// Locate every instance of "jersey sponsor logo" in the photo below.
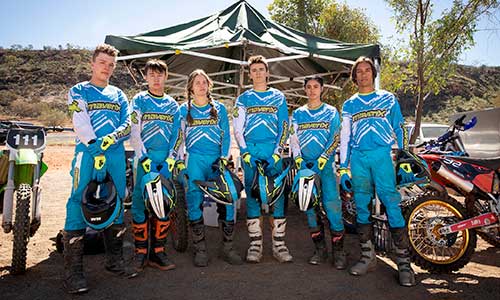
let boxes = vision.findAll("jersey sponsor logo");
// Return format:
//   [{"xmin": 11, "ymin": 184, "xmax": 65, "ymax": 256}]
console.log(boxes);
[
  {"xmin": 297, "ymin": 122, "xmax": 329, "ymax": 131},
  {"xmin": 187, "ymin": 118, "xmax": 218, "ymax": 127},
  {"xmin": 131, "ymin": 111, "xmax": 139, "ymax": 124},
  {"xmin": 68, "ymin": 100, "xmax": 82, "ymax": 115},
  {"xmin": 401, "ymin": 124, "xmax": 409, "ymax": 148},
  {"xmin": 87, "ymin": 102, "xmax": 121, "ymax": 112},
  {"xmin": 247, "ymin": 106, "xmax": 278, "ymax": 115},
  {"xmin": 173, "ymin": 130, "xmax": 183, "ymax": 154},
  {"xmin": 278, "ymin": 120, "xmax": 288, "ymax": 149},
  {"xmin": 142, "ymin": 112, "xmax": 174, "ymax": 123},
  {"xmin": 115, "ymin": 123, "xmax": 131, "ymax": 140},
  {"xmin": 325, "ymin": 133, "xmax": 340, "ymax": 157},
  {"xmin": 352, "ymin": 109, "xmax": 387, "ymax": 122}
]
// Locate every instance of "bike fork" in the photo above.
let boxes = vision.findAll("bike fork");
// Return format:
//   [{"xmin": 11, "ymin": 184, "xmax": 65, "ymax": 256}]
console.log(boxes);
[
  {"xmin": 2, "ymin": 161, "xmax": 16, "ymax": 233},
  {"xmin": 31, "ymin": 161, "xmax": 42, "ymax": 232}
]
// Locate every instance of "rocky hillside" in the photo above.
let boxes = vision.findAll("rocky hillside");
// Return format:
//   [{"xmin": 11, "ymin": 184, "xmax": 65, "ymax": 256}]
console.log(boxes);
[{"xmin": 0, "ymin": 49, "xmax": 498, "ymax": 125}]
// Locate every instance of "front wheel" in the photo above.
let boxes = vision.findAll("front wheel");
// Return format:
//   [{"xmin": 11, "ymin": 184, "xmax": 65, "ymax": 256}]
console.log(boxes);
[
  {"xmin": 404, "ymin": 195, "xmax": 477, "ymax": 273},
  {"xmin": 11, "ymin": 183, "xmax": 32, "ymax": 274},
  {"xmin": 171, "ymin": 181, "xmax": 188, "ymax": 252}
]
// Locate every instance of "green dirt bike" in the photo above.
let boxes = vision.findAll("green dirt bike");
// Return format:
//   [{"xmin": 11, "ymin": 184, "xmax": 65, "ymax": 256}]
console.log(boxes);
[{"xmin": 1, "ymin": 124, "xmax": 65, "ymax": 274}]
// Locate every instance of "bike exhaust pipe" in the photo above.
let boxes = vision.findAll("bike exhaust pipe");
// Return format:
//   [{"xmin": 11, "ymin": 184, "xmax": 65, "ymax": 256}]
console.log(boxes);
[{"xmin": 431, "ymin": 161, "xmax": 474, "ymax": 193}]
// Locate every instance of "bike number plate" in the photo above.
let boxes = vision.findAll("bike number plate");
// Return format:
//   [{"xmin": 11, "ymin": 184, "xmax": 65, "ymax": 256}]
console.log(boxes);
[{"xmin": 6, "ymin": 128, "xmax": 46, "ymax": 150}]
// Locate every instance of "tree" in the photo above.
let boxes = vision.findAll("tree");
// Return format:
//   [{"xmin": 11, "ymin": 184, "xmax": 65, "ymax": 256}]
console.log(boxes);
[
  {"xmin": 268, "ymin": 0, "xmax": 327, "ymax": 34},
  {"xmin": 268, "ymin": 0, "xmax": 381, "ymax": 108},
  {"xmin": 385, "ymin": 0, "xmax": 499, "ymax": 143},
  {"xmin": 268, "ymin": 0, "xmax": 380, "ymax": 42}
]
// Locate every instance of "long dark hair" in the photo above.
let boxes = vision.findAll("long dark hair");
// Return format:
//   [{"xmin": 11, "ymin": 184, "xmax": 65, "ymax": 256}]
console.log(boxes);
[{"xmin": 185, "ymin": 69, "xmax": 217, "ymax": 124}]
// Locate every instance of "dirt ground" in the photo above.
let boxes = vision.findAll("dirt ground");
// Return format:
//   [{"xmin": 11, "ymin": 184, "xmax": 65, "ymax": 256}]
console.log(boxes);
[{"xmin": 0, "ymin": 145, "xmax": 499, "ymax": 300}]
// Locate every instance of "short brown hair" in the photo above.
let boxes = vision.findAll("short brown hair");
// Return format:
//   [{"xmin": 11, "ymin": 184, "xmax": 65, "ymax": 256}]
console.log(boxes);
[
  {"xmin": 92, "ymin": 44, "xmax": 119, "ymax": 61},
  {"xmin": 350, "ymin": 56, "xmax": 377, "ymax": 85},
  {"xmin": 144, "ymin": 59, "xmax": 168, "ymax": 75},
  {"xmin": 248, "ymin": 55, "xmax": 269, "ymax": 71}
]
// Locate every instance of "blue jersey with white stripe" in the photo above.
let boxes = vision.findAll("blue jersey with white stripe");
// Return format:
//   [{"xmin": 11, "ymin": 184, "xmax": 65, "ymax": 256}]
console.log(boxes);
[
  {"xmin": 339, "ymin": 90, "xmax": 408, "ymax": 167},
  {"xmin": 67, "ymin": 81, "xmax": 131, "ymax": 152},
  {"xmin": 129, "ymin": 91, "xmax": 182, "ymax": 159},
  {"xmin": 179, "ymin": 100, "xmax": 230, "ymax": 157},
  {"xmin": 233, "ymin": 88, "xmax": 289, "ymax": 155},
  {"xmin": 290, "ymin": 103, "xmax": 341, "ymax": 161}
]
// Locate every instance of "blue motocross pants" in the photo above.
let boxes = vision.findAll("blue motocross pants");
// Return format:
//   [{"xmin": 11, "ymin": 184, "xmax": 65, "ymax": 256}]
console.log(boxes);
[
  {"xmin": 64, "ymin": 146, "xmax": 126, "ymax": 230},
  {"xmin": 304, "ymin": 157, "xmax": 344, "ymax": 232},
  {"xmin": 242, "ymin": 142, "xmax": 286, "ymax": 219},
  {"xmin": 131, "ymin": 149, "xmax": 171, "ymax": 223},
  {"xmin": 351, "ymin": 147, "xmax": 405, "ymax": 228},
  {"xmin": 186, "ymin": 152, "xmax": 236, "ymax": 222}
]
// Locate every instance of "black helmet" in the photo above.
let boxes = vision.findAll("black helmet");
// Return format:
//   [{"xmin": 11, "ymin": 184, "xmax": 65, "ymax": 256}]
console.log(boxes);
[
  {"xmin": 141, "ymin": 171, "xmax": 176, "ymax": 219},
  {"xmin": 251, "ymin": 161, "xmax": 290, "ymax": 212},
  {"xmin": 395, "ymin": 149, "xmax": 430, "ymax": 185},
  {"xmin": 82, "ymin": 174, "xmax": 120, "ymax": 230},
  {"xmin": 291, "ymin": 168, "xmax": 321, "ymax": 212},
  {"xmin": 194, "ymin": 159, "xmax": 243, "ymax": 206}
]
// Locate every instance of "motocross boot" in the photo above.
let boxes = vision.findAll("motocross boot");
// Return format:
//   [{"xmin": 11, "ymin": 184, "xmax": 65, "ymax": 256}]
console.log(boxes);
[
  {"xmin": 271, "ymin": 218, "xmax": 293, "ymax": 263},
  {"xmin": 190, "ymin": 218, "xmax": 208, "ymax": 267},
  {"xmin": 308, "ymin": 225, "xmax": 328, "ymax": 265},
  {"xmin": 246, "ymin": 217, "xmax": 263, "ymax": 263},
  {"xmin": 219, "ymin": 220, "xmax": 243, "ymax": 265},
  {"xmin": 132, "ymin": 220, "xmax": 148, "ymax": 273},
  {"xmin": 103, "ymin": 224, "xmax": 138, "ymax": 278},
  {"xmin": 349, "ymin": 223, "xmax": 377, "ymax": 276},
  {"xmin": 391, "ymin": 227, "xmax": 416, "ymax": 287},
  {"xmin": 331, "ymin": 230, "xmax": 348, "ymax": 270},
  {"xmin": 63, "ymin": 230, "xmax": 88, "ymax": 294},
  {"xmin": 149, "ymin": 218, "xmax": 176, "ymax": 271}
]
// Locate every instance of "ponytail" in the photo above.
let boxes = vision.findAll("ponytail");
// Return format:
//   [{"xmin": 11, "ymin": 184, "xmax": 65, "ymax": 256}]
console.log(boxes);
[{"xmin": 187, "ymin": 93, "xmax": 194, "ymax": 125}]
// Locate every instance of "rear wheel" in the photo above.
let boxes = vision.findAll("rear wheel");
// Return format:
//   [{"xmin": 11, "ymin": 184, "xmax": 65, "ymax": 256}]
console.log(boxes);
[
  {"xmin": 171, "ymin": 181, "xmax": 188, "ymax": 252},
  {"xmin": 11, "ymin": 183, "xmax": 32, "ymax": 274},
  {"xmin": 467, "ymin": 198, "xmax": 500, "ymax": 247},
  {"xmin": 404, "ymin": 195, "xmax": 477, "ymax": 273}
]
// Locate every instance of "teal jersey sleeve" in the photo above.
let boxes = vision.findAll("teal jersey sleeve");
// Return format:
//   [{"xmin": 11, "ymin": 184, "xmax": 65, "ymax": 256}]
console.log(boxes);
[
  {"xmin": 390, "ymin": 100, "xmax": 408, "ymax": 150},
  {"xmin": 274, "ymin": 94, "xmax": 289, "ymax": 155},
  {"xmin": 219, "ymin": 104, "xmax": 231, "ymax": 158}
]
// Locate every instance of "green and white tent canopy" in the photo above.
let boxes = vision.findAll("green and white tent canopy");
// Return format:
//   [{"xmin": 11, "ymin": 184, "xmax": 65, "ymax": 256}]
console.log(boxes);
[{"xmin": 105, "ymin": 0, "xmax": 380, "ymax": 104}]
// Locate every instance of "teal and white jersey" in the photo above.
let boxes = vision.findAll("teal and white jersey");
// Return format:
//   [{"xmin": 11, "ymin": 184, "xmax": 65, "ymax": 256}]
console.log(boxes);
[
  {"xmin": 339, "ymin": 90, "xmax": 408, "ymax": 167},
  {"xmin": 129, "ymin": 91, "xmax": 182, "ymax": 159},
  {"xmin": 179, "ymin": 100, "xmax": 230, "ymax": 158},
  {"xmin": 233, "ymin": 88, "xmax": 289, "ymax": 155},
  {"xmin": 290, "ymin": 103, "xmax": 341, "ymax": 161},
  {"xmin": 67, "ymin": 81, "xmax": 131, "ymax": 152}
]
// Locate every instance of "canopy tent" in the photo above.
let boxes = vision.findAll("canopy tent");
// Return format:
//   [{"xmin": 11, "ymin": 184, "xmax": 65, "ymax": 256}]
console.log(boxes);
[{"xmin": 105, "ymin": 0, "xmax": 380, "ymax": 104}]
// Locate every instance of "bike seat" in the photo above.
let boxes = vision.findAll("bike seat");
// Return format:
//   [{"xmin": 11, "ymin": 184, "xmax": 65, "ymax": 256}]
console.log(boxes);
[{"xmin": 455, "ymin": 156, "xmax": 500, "ymax": 170}]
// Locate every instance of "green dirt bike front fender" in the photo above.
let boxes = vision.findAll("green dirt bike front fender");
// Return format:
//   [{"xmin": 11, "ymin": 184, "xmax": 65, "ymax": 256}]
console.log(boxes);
[{"xmin": 13, "ymin": 149, "xmax": 48, "ymax": 186}]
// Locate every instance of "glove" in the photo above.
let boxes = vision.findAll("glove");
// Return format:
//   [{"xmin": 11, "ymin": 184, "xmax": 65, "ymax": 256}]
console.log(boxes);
[
  {"xmin": 398, "ymin": 162, "xmax": 414, "ymax": 184},
  {"xmin": 266, "ymin": 153, "xmax": 281, "ymax": 168},
  {"xmin": 93, "ymin": 155, "xmax": 107, "ymax": 182},
  {"xmin": 295, "ymin": 157, "xmax": 304, "ymax": 170},
  {"xmin": 317, "ymin": 156, "xmax": 328, "ymax": 171},
  {"xmin": 242, "ymin": 152, "xmax": 257, "ymax": 167},
  {"xmin": 96, "ymin": 135, "xmax": 115, "ymax": 151},
  {"xmin": 338, "ymin": 168, "xmax": 352, "ymax": 193},
  {"xmin": 140, "ymin": 156, "xmax": 152, "ymax": 173},
  {"xmin": 165, "ymin": 157, "xmax": 176, "ymax": 173},
  {"xmin": 87, "ymin": 140, "xmax": 103, "ymax": 157}
]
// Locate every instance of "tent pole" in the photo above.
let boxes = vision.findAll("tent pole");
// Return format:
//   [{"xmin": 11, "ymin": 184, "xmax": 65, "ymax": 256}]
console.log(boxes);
[{"xmin": 237, "ymin": 43, "xmax": 247, "ymax": 98}]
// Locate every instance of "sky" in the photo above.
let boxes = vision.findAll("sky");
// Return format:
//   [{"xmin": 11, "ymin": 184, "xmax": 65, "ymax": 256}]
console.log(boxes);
[{"xmin": 1, "ymin": 0, "xmax": 499, "ymax": 66}]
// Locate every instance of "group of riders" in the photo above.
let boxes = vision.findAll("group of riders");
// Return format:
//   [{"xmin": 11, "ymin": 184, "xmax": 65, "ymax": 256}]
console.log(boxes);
[{"xmin": 62, "ymin": 43, "xmax": 416, "ymax": 294}]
